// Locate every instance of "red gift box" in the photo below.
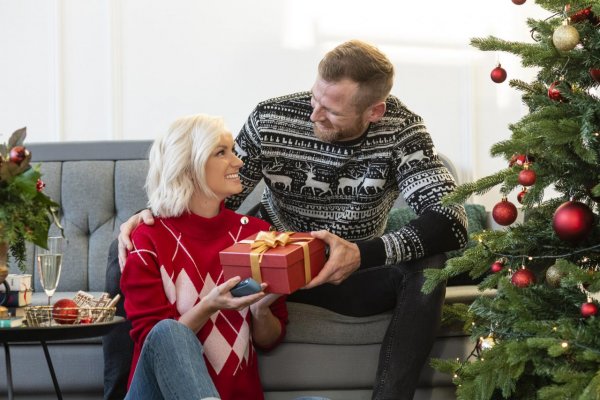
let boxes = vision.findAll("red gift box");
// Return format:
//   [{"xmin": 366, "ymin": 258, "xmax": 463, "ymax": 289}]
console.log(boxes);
[{"xmin": 219, "ymin": 231, "xmax": 326, "ymax": 294}]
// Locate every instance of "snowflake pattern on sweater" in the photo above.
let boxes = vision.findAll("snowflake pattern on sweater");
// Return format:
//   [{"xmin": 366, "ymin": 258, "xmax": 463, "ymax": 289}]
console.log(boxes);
[
  {"xmin": 122, "ymin": 208, "xmax": 286, "ymax": 400},
  {"xmin": 227, "ymin": 92, "xmax": 468, "ymax": 267}
]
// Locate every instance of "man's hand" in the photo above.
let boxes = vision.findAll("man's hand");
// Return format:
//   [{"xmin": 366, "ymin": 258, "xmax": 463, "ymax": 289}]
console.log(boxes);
[
  {"xmin": 118, "ymin": 209, "xmax": 155, "ymax": 267},
  {"xmin": 303, "ymin": 230, "xmax": 360, "ymax": 289}
]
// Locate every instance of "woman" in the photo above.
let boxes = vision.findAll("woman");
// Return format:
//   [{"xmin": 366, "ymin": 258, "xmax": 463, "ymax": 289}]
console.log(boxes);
[{"xmin": 121, "ymin": 114, "xmax": 287, "ymax": 400}]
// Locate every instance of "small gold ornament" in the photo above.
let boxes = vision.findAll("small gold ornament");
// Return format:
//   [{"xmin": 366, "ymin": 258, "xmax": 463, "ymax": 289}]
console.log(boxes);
[
  {"xmin": 478, "ymin": 335, "xmax": 496, "ymax": 351},
  {"xmin": 545, "ymin": 263, "xmax": 565, "ymax": 288},
  {"xmin": 552, "ymin": 22, "xmax": 580, "ymax": 51}
]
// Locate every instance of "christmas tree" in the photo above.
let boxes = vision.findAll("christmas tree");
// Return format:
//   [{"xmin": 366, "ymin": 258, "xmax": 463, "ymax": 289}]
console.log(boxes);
[{"xmin": 423, "ymin": 1, "xmax": 600, "ymax": 399}]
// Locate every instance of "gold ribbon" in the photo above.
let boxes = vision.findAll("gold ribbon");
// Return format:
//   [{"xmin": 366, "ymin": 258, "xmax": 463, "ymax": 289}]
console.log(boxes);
[{"xmin": 240, "ymin": 231, "xmax": 312, "ymax": 284}]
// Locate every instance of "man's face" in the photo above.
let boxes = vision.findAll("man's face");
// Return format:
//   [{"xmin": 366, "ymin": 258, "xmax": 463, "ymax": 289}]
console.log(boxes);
[
  {"xmin": 310, "ymin": 78, "xmax": 372, "ymax": 143},
  {"xmin": 204, "ymin": 133, "xmax": 244, "ymax": 200}
]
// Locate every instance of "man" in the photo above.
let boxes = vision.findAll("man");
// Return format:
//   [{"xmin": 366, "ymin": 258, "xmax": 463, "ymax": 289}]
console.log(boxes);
[{"xmin": 117, "ymin": 40, "xmax": 467, "ymax": 399}]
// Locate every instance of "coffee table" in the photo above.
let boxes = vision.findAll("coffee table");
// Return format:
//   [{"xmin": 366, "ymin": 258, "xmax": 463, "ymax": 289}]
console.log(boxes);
[{"xmin": 0, "ymin": 316, "xmax": 125, "ymax": 400}]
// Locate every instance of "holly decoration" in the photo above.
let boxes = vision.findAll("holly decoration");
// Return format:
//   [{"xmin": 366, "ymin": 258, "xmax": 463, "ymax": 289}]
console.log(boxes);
[
  {"xmin": 590, "ymin": 69, "xmax": 600, "ymax": 84},
  {"xmin": 518, "ymin": 164, "xmax": 536, "ymax": 186},
  {"xmin": 509, "ymin": 153, "xmax": 534, "ymax": 167},
  {"xmin": 517, "ymin": 188, "xmax": 527, "ymax": 204},
  {"xmin": 570, "ymin": 6, "xmax": 599, "ymax": 25},
  {"xmin": 9, "ymin": 145, "xmax": 30, "ymax": 165},
  {"xmin": 490, "ymin": 64, "xmax": 507, "ymax": 83},
  {"xmin": 552, "ymin": 23, "xmax": 580, "ymax": 52},
  {"xmin": 581, "ymin": 302, "xmax": 598, "ymax": 318},
  {"xmin": 491, "ymin": 260, "xmax": 504, "ymax": 273},
  {"xmin": 545, "ymin": 263, "xmax": 565, "ymax": 288},
  {"xmin": 512, "ymin": 267, "xmax": 536, "ymax": 288},
  {"xmin": 492, "ymin": 198, "xmax": 518, "ymax": 226},
  {"xmin": 552, "ymin": 201, "xmax": 595, "ymax": 242},
  {"xmin": 36, "ymin": 178, "xmax": 46, "ymax": 192},
  {"xmin": 511, "ymin": 0, "xmax": 526, "ymax": 4},
  {"xmin": 548, "ymin": 81, "xmax": 567, "ymax": 102}
]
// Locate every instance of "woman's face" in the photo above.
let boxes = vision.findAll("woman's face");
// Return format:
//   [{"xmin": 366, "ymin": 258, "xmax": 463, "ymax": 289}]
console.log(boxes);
[{"xmin": 204, "ymin": 132, "xmax": 243, "ymax": 200}]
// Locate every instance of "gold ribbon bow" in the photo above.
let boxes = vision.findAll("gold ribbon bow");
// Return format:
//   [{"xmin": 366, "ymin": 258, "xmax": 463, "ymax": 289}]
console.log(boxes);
[{"xmin": 240, "ymin": 231, "xmax": 312, "ymax": 284}]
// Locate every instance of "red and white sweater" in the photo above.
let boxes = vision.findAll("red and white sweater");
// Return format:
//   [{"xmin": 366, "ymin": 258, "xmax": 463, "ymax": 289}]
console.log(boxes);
[{"xmin": 121, "ymin": 206, "xmax": 287, "ymax": 400}]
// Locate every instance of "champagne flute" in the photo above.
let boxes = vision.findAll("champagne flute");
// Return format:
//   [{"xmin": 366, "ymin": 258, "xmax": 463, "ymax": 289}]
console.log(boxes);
[{"xmin": 36, "ymin": 237, "xmax": 64, "ymax": 305}]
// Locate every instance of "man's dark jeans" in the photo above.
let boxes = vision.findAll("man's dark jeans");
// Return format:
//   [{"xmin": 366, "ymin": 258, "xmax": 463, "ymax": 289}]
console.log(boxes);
[{"xmin": 288, "ymin": 253, "xmax": 447, "ymax": 400}]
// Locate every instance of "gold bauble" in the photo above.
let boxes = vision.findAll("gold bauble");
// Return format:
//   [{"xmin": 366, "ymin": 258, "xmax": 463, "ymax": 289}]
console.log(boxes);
[
  {"xmin": 552, "ymin": 24, "xmax": 580, "ymax": 51},
  {"xmin": 545, "ymin": 264, "xmax": 565, "ymax": 288}
]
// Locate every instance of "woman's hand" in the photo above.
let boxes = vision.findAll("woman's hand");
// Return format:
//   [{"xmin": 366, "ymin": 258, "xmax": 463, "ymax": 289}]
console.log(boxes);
[
  {"xmin": 250, "ymin": 291, "xmax": 282, "ymax": 319},
  {"xmin": 204, "ymin": 277, "xmax": 266, "ymax": 313},
  {"xmin": 179, "ymin": 276, "xmax": 265, "ymax": 333}
]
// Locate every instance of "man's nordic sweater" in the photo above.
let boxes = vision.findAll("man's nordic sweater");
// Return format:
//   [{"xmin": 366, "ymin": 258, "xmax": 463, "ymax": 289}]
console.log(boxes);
[
  {"xmin": 227, "ymin": 92, "xmax": 468, "ymax": 268},
  {"xmin": 121, "ymin": 208, "xmax": 287, "ymax": 400}
]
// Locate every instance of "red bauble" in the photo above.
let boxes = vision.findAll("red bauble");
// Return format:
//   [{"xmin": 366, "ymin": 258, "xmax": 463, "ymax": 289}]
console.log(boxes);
[
  {"xmin": 492, "ymin": 199, "xmax": 518, "ymax": 226},
  {"xmin": 590, "ymin": 69, "xmax": 600, "ymax": 84},
  {"xmin": 52, "ymin": 299, "xmax": 79, "ymax": 325},
  {"xmin": 511, "ymin": 268, "xmax": 536, "ymax": 287},
  {"xmin": 552, "ymin": 201, "xmax": 595, "ymax": 242},
  {"xmin": 518, "ymin": 168, "xmax": 536, "ymax": 186},
  {"xmin": 512, "ymin": 0, "xmax": 526, "ymax": 4},
  {"xmin": 491, "ymin": 261, "xmax": 504, "ymax": 273},
  {"xmin": 581, "ymin": 302, "xmax": 598, "ymax": 318},
  {"xmin": 9, "ymin": 145, "xmax": 29, "ymax": 164},
  {"xmin": 517, "ymin": 188, "xmax": 527, "ymax": 204},
  {"xmin": 490, "ymin": 65, "xmax": 507, "ymax": 83}
]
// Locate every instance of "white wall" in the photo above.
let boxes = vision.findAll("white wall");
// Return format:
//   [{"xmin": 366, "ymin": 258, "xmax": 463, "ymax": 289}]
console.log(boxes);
[{"xmin": 0, "ymin": 0, "xmax": 550, "ymax": 209}]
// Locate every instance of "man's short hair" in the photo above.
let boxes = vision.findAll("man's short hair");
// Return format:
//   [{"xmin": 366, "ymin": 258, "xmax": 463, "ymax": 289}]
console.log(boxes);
[
  {"xmin": 318, "ymin": 40, "xmax": 394, "ymax": 109},
  {"xmin": 146, "ymin": 114, "xmax": 227, "ymax": 217}
]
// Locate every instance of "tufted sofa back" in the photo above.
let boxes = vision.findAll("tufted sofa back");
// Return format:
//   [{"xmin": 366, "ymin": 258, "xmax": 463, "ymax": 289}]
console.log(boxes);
[{"xmin": 22, "ymin": 141, "xmax": 152, "ymax": 292}]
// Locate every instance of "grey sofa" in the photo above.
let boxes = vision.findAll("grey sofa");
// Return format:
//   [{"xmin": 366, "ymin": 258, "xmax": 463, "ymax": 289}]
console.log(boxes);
[{"xmin": 0, "ymin": 141, "xmax": 481, "ymax": 400}]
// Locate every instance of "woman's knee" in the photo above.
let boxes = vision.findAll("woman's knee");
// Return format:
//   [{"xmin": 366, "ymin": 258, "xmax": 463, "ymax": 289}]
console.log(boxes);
[{"xmin": 146, "ymin": 319, "xmax": 198, "ymax": 352}]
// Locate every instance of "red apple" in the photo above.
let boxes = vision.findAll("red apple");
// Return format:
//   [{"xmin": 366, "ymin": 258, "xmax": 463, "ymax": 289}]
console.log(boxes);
[{"xmin": 52, "ymin": 299, "xmax": 79, "ymax": 325}]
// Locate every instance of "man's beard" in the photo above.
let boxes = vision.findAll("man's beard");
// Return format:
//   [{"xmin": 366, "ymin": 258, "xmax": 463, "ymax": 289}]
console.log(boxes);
[{"xmin": 313, "ymin": 126, "xmax": 343, "ymax": 143}]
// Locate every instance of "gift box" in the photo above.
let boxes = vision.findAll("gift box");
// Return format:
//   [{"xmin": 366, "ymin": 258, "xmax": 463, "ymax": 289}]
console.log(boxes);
[
  {"xmin": 219, "ymin": 231, "xmax": 326, "ymax": 294},
  {"xmin": 5, "ymin": 274, "xmax": 32, "ymax": 292}
]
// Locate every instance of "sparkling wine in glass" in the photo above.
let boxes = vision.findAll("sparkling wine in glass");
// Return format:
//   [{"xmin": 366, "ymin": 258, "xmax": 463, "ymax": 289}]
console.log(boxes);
[{"xmin": 36, "ymin": 237, "xmax": 64, "ymax": 305}]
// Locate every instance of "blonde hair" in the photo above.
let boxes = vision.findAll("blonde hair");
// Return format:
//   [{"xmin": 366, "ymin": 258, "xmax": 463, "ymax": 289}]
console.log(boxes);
[
  {"xmin": 146, "ymin": 113, "xmax": 228, "ymax": 217},
  {"xmin": 318, "ymin": 40, "xmax": 394, "ymax": 109}
]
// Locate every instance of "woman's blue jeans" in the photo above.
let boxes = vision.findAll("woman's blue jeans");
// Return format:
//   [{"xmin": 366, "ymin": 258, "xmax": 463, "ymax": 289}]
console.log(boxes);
[
  {"xmin": 125, "ymin": 319, "xmax": 330, "ymax": 400},
  {"xmin": 125, "ymin": 319, "xmax": 220, "ymax": 400}
]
